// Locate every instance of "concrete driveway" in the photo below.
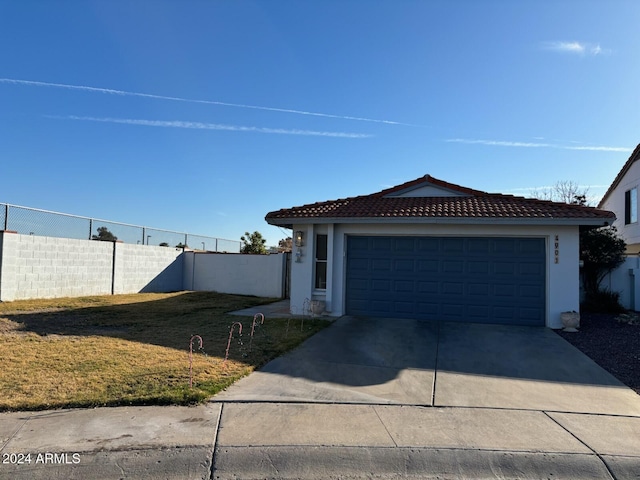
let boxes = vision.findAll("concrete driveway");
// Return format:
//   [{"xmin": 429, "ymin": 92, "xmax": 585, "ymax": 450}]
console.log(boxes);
[{"xmin": 213, "ymin": 315, "xmax": 640, "ymax": 415}]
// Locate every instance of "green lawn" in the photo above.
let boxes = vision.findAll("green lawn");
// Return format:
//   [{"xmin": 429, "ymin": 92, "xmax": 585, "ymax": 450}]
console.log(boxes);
[{"xmin": 0, "ymin": 292, "xmax": 329, "ymax": 411}]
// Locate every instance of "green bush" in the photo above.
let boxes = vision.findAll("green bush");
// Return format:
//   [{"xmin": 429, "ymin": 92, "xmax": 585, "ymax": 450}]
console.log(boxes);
[{"xmin": 581, "ymin": 288, "xmax": 626, "ymax": 314}]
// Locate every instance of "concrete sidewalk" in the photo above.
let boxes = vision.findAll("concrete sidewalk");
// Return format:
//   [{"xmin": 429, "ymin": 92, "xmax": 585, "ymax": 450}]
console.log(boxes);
[
  {"xmin": 0, "ymin": 404, "xmax": 221, "ymax": 480},
  {"xmin": 1, "ymin": 402, "xmax": 639, "ymax": 479},
  {"xmin": 214, "ymin": 403, "xmax": 640, "ymax": 480}
]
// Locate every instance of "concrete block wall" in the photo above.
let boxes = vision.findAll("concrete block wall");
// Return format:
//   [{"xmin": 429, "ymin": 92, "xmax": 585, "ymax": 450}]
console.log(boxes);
[
  {"xmin": 0, "ymin": 232, "xmax": 286, "ymax": 302},
  {"xmin": 0, "ymin": 231, "xmax": 113, "ymax": 301},
  {"xmin": 113, "ymin": 243, "xmax": 183, "ymax": 294},
  {"xmin": 184, "ymin": 252, "xmax": 286, "ymax": 298}
]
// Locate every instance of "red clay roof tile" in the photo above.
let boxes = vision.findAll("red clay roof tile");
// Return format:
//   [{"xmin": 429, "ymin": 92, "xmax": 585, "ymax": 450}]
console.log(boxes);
[{"xmin": 266, "ymin": 175, "xmax": 616, "ymax": 227}]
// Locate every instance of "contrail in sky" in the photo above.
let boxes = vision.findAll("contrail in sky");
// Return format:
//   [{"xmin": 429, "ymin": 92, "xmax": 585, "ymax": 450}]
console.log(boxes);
[
  {"xmin": 446, "ymin": 138, "xmax": 631, "ymax": 152},
  {"xmin": 47, "ymin": 115, "xmax": 373, "ymax": 138},
  {"xmin": 1, "ymin": 77, "xmax": 420, "ymax": 127}
]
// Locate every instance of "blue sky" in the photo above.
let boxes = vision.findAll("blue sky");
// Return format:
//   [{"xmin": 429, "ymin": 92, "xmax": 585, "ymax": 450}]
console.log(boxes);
[{"xmin": 1, "ymin": 1, "xmax": 639, "ymax": 247}]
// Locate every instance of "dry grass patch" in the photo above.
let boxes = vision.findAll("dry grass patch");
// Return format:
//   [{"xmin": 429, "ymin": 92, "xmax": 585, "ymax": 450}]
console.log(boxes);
[{"xmin": 0, "ymin": 292, "xmax": 329, "ymax": 411}]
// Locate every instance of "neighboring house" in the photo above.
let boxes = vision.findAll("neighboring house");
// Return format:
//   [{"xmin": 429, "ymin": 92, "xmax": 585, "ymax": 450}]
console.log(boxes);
[
  {"xmin": 598, "ymin": 143, "xmax": 640, "ymax": 254},
  {"xmin": 265, "ymin": 175, "xmax": 614, "ymax": 329}
]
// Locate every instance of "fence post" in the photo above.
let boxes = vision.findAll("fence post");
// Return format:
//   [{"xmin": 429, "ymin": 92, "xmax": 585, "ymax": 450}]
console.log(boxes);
[
  {"xmin": 88, "ymin": 218, "xmax": 93, "ymax": 240},
  {"xmin": 142, "ymin": 227, "xmax": 146, "ymax": 246},
  {"xmin": 3, "ymin": 204, "xmax": 8, "ymax": 231},
  {"xmin": 184, "ymin": 233, "xmax": 188, "ymax": 248}
]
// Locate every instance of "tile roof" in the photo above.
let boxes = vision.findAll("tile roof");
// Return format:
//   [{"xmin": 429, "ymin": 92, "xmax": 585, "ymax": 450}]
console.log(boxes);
[
  {"xmin": 598, "ymin": 143, "xmax": 640, "ymax": 208},
  {"xmin": 266, "ymin": 175, "xmax": 616, "ymax": 227}
]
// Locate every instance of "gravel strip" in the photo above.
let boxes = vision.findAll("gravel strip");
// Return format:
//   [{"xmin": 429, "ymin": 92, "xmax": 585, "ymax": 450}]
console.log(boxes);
[{"xmin": 556, "ymin": 312, "xmax": 640, "ymax": 395}]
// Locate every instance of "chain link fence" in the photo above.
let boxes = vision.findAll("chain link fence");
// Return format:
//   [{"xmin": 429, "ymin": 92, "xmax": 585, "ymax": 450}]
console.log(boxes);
[{"xmin": 1, "ymin": 203, "xmax": 241, "ymax": 252}]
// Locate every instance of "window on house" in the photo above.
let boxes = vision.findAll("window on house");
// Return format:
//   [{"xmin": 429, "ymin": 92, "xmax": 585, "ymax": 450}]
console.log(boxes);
[
  {"xmin": 314, "ymin": 234, "xmax": 327, "ymax": 289},
  {"xmin": 625, "ymin": 187, "xmax": 638, "ymax": 224}
]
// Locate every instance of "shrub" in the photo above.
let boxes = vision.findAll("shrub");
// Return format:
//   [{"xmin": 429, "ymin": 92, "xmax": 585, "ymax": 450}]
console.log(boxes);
[
  {"xmin": 581, "ymin": 288, "xmax": 626, "ymax": 314},
  {"xmin": 580, "ymin": 226, "xmax": 626, "ymax": 296}
]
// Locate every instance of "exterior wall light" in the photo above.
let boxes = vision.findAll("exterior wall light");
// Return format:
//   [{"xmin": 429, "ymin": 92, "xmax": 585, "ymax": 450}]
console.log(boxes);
[{"xmin": 295, "ymin": 231, "xmax": 304, "ymax": 247}]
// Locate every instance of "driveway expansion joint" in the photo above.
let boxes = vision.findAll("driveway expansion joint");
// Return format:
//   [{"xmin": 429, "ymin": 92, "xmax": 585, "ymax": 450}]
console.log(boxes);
[
  {"xmin": 209, "ymin": 402, "xmax": 224, "ymax": 480},
  {"xmin": 543, "ymin": 410, "xmax": 616, "ymax": 480}
]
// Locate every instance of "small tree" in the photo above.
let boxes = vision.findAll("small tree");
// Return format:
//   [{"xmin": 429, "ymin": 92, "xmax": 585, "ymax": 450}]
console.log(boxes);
[
  {"xmin": 580, "ymin": 226, "xmax": 626, "ymax": 296},
  {"xmin": 92, "ymin": 226, "xmax": 117, "ymax": 241},
  {"xmin": 240, "ymin": 231, "xmax": 267, "ymax": 254},
  {"xmin": 530, "ymin": 180, "xmax": 591, "ymax": 206},
  {"xmin": 277, "ymin": 237, "xmax": 293, "ymax": 252}
]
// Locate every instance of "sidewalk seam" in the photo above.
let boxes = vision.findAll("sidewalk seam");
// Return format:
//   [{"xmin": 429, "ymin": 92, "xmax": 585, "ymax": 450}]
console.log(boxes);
[
  {"xmin": 431, "ymin": 320, "xmax": 441, "ymax": 407},
  {"xmin": 371, "ymin": 406, "xmax": 398, "ymax": 447},
  {"xmin": 209, "ymin": 402, "xmax": 224, "ymax": 480},
  {"xmin": 543, "ymin": 411, "xmax": 617, "ymax": 480},
  {"xmin": 0, "ymin": 414, "xmax": 32, "ymax": 453}
]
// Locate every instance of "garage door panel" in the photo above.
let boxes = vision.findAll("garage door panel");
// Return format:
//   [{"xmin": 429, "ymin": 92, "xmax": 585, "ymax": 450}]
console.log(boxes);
[
  {"xmin": 370, "ymin": 299, "xmax": 393, "ymax": 312},
  {"xmin": 468, "ymin": 305, "xmax": 490, "ymax": 319},
  {"xmin": 442, "ymin": 304, "xmax": 464, "ymax": 317},
  {"xmin": 349, "ymin": 237, "xmax": 370, "ymax": 251},
  {"xmin": 468, "ymin": 261, "xmax": 490, "ymax": 274},
  {"xmin": 493, "ymin": 305, "xmax": 516, "ymax": 320},
  {"xmin": 519, "ymin": 262, "xmax": 544, "ymax": 276},
  {"xmin": 346, "ymin": 236, "xmax": 546, "ymax": 326},
  {"xmin": 520, "ymin": 284, "xmax": 544, "ymax": 298},
  {"xmin": 394, "ymin": 259, "xmax": 415, "ymax": 272},
  {"xmin": 468, "ymin": 238, "xmax": 491, "ymax": 253},
  {"xmin": 394, "ymin": 301, "xmax": 415, "ymax": 314},
  {"xmin": 371, "ymin": 279, "xmax": 391, "ymax": 292},
  {"xmin": 416, "ymin": 302, "xmax": 439, "ymax": 314},
  {"xmin": 371, "ymin": 258, "xmax": 391, "ymax": 272},
  {"xmin": 494, "ymin": 239, "xmax": 517, "ymax": 254},
  {"xmin": 349, "ymin": 258, "xmax": 369, "ymax": 271},
  {"xmin": 394, "ymin": 280, "xmax": 414, "ymax": 293},
  {"xmin": 417, "ymin": 281, "xmax": 438, "ymax": 293},
  {"xmin": 393, "ymin": 237, "xmax": 415, "ymax": 252},
  {"xmin": 494, "ymin": 262, "xmax": 516, "ymax": 275},
  {"xmin": 442, "ymin": 260, "xmax": 464, "ymax": 273},
  {"xmin": 442, "ymin": 282, "xmax": 464, "ymax": 295},
  {"xmin": 372, "ymin": 237, "xmax": 392, "ymax": 251},
  {"xmin": 519, "ymin": 238, "xmax": 546, "ymax": 254},
  {"xmin": 442, "ymin": 238, "xmax": 465, "ymax": 253},
  {"xmin": 417, "ymin": 238, "xmax": 439, "ymax": 252},
  {"xmin": 417, "ymin": 259, "xmax": 439, "ymax": 273},
  {"xmin": 494, "ymin": 284, "xmax": 517, "ymax": 297},
  {"xmin": 347, "ymin": 279, "xmax": 370, "ymax": 294},
  {"xmin": 468, "ymin": 283, "xmax": 491, "ymax": 295},
  {"xmin": 519, "ymin": 307, "xmax": 544, "ymax": 321}
]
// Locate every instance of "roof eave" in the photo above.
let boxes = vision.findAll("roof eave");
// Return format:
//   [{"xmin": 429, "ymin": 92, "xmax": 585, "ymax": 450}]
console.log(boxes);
[{"xmin": 266, "ymin": 216, "xmax": 615, "ymax": 228}]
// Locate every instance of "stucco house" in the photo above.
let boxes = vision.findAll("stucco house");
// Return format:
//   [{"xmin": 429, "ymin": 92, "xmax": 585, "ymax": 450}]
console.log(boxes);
[
  {"xmin": 598, "ymin": 143, "xmax": 640, "ymax": 254},
  {"xmin": 266, "ymin": 175, "xmax": 615, "ymax": 329}
]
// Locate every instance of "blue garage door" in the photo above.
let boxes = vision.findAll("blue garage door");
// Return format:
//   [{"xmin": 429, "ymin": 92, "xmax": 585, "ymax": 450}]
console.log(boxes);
[{"xmin": 346, "ymin": 236, "xmax": 546, "ymax": 326}]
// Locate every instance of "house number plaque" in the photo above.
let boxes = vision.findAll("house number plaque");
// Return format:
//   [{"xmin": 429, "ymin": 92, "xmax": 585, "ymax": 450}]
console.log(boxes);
[{"xmin": 554, "ymin": 235, "xmax": 559, "ymax": 264}]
